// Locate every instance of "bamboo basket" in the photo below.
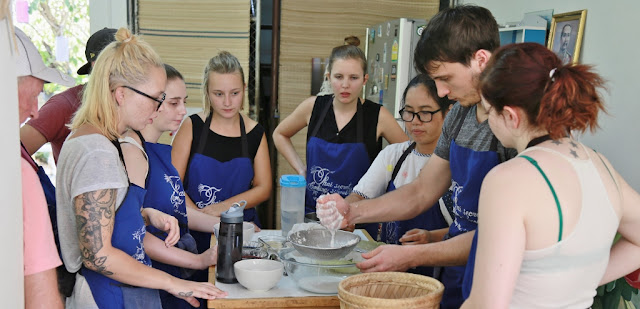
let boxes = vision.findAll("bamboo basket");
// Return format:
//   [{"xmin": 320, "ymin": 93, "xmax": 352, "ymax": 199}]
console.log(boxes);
[{"xmin": 338, "ymin": 272, "xmax": 444, "ymax": 309}]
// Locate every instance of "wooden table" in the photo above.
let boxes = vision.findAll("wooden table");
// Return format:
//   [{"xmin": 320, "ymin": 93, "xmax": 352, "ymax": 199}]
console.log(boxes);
[{"xmin": 207, "ymin": 229, "xmax": 372, "ymax": 309}]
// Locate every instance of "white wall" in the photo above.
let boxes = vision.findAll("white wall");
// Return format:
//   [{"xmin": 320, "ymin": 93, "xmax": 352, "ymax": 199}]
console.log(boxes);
[
  {"xmin": 462, "ymin": 0, "xmax": 640, "ymax": 191},
  {"xmin": 0, "ymin": 20, "xmax": 26, "ymax": 307},
  {"xmin": 89, "ymin": 0, "xmax": 128, "ymax": 32}
]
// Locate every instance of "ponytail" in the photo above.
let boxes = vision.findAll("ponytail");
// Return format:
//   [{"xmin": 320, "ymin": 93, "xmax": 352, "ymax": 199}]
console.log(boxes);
[{"xmin": 538, "ymin": 64, "xmax": 606, "ymax": 138}]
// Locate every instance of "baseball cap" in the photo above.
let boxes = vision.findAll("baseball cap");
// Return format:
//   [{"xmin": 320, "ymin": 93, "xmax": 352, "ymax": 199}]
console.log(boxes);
[
  {"xmin": 14, "ymin": 27, "xmax": 75, "ymax": 87},
  {"xmin": 77, "ymin": 27, "xmax": 117, "ymax": 75}
]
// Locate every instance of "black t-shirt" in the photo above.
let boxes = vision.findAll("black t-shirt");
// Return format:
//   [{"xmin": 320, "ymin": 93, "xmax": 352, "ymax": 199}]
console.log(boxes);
[
  {"xmin": 189, "ymin": 114, "xmax": 264, "ymax": 163},
  {"xmin": 306, "ymin": 95, "xmax": 382, "ymax": 163}
]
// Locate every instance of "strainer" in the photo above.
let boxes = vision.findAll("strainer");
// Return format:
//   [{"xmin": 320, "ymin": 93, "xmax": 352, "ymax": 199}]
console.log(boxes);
[{"xmin": 288, "ymin": 229, "xmax": 361, "ymax": 260}]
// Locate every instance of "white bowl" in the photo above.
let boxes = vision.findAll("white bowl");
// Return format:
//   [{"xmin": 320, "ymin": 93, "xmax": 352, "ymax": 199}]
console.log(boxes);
[
  {"xmin": 214, "ymin": 222, "xmax": 255, "ymax": 244},
  {"xmin": 234, "ymin": 259, "xmax": 284, "ymax": 291}
]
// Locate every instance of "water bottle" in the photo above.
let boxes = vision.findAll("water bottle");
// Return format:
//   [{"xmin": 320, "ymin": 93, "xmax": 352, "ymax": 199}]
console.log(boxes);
[
  {"xmin": 216, "ymin": 201, "xmax": 246, "ymax": 283},
  {"xmin": 280, "ymin": 175, "xmax": 306, "ymax": 236}
]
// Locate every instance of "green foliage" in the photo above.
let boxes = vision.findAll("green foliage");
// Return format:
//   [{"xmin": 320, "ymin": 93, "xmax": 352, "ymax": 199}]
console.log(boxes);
[
  {"xmin": 17, "ymin": 0, "xmax": 90, "ymax": 98},
  {"xmin": 33, "ymin": 151, "xmax": 49, "ymax": 164},
  {"xmin": 593, "ymin": 277, "xmax": 638, "ymax": 309}
]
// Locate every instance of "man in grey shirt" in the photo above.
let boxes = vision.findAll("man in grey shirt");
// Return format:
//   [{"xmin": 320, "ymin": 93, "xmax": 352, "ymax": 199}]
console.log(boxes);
[{"xmin": 316, "ymin": 5, "xmax": 517, "ymax": 309}]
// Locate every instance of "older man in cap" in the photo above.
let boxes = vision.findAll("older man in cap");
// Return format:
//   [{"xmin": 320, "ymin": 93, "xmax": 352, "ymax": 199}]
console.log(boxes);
[
  {"xmin": 14, "ymin": 26, "xmax": 74, "ymax": 308},
  {"xmin": 20, "ymin": 27, "xmax": 117, "ymax": 163}
]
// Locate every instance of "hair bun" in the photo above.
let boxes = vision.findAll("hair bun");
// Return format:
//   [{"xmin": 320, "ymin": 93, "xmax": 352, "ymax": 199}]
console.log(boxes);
[{"xmin": 115, "ymin": 27, "xmax": 135, "ymax": 44}]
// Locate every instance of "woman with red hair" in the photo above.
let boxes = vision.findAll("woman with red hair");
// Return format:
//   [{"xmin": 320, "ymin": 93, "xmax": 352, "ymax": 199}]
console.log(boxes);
[{"xmin": 461, "ymin": 42, "xmax": 640, "ymax": 308}]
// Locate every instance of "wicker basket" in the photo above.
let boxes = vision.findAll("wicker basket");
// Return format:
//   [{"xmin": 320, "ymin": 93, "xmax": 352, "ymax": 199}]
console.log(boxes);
[{"xmin": 338, "ymin": 272, "xmax": 444, "ymax": 309}]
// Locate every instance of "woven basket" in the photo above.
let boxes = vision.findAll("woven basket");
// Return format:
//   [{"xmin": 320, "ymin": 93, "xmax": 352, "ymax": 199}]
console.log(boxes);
[{"xmin": 338, "ymin": 272, "xmax": 444, "ymax": 309}]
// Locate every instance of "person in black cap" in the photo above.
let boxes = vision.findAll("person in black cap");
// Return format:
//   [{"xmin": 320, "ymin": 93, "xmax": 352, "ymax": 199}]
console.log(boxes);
[{"xmin": 20, "ymin": 27, "xmax": 117, "ymax": 163}]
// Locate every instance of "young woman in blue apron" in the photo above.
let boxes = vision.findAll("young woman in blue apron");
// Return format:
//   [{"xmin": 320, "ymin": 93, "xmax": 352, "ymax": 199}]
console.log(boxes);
[
  {"xmin": 138, "ymin": 64, "xmax": 224, "ymax": 308},
  {"xmin": 172, "ymin": 51, "xmax": 271, "ymax": 290},
  {"xmin": 56, "ymin": 28, "xmax": 226, "ymax": 308},
  {"xmin": 273, "ymin": 44, "xmax": 407, "ymax": 214},
  {"xmin": 345, "ymin": 75, "xmax": 455, "ymax": 278}
]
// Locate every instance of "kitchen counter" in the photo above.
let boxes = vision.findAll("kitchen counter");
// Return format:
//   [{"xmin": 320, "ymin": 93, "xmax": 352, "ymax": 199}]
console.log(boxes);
[{"xmin": 207, "ymin": 229, "xmax": 372, "ymax": 309}]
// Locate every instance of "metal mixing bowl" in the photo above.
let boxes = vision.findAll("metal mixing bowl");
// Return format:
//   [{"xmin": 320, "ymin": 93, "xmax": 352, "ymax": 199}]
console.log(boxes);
[{"xmin": 288, "ymin": 229, "xmax": 361, "ymax": 260}]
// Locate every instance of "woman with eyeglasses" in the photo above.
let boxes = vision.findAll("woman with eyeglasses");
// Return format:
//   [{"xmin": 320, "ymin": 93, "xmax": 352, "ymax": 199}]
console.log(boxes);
[
  {"xmin": 344, "ymin": 74, "xmax": 454, "ymax": 275},
  {"xmin": 56, "ymin": 28, "xmax": 226, "ymax": 308},
  {"xmin": 120, "ymin": 64, "xmax": 228, "ymax": 309},
  {"xmin": 273, "ymin": 44, "xmax": 407, "ymax": 214}
]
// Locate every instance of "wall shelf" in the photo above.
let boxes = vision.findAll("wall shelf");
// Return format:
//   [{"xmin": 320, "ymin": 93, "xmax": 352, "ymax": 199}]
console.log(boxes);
[{"xmin": 499, "ymin": 26, "xmax": 547, "ymax": 45}]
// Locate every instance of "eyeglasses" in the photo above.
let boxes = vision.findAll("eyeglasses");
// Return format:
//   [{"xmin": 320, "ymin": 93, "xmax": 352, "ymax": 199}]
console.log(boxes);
[
  {"xmin": 399, "ymin": 108, "xmax": 441, "ymax": 123},
  {"xmin": 123, "ymin": 86, "xmax": 166, "ymax": 111}
]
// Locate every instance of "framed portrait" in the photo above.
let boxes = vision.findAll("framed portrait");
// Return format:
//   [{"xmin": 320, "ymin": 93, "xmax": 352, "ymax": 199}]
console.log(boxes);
[{"xmin": 547, "ymin": 10, "xmax": 587, "ymax": 65}]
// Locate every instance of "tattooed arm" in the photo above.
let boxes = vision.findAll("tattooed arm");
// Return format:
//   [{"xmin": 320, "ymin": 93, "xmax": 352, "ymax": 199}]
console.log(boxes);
[{"xmin": 74, "ymin": 189, "xmax": 227, "ymax": 305}]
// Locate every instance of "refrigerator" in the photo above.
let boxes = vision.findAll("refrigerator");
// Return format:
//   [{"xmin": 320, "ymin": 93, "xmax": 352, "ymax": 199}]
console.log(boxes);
[{"xmin": 364, "ymin": 18, "xmax": 426, "ymax": 127}]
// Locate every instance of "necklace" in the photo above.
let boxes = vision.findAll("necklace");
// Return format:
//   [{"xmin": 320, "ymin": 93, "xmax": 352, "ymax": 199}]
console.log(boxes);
[{"xmin": 526, "ymin": 134, "xmax": 551, "ymax": 149}]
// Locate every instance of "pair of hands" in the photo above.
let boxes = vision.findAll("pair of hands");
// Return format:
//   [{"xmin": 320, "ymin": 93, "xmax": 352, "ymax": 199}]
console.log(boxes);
[
  {"xmin": 316, "ymin": 194, "xmax": 433, "ymax": 273},
  {"xmin": 144, "ymin": 208, "xmax": 228, "ymax": 305},
  {"xmin": 143, "ymin": 208, "xmax": 180, "ymax": 247},
  {"xmin": 356, "ymin": 229, "xmax": 433, "ymax": 273},
  {"xmin": 201, "ymin": 201, "xmax": 232, "ymax": 217}
]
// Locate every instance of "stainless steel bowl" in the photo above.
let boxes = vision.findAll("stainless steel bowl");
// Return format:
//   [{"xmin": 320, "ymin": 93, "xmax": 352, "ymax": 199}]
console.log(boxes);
[{"xmin": 288, "ymin": 229, "xmax": 361, "ymax": 261}]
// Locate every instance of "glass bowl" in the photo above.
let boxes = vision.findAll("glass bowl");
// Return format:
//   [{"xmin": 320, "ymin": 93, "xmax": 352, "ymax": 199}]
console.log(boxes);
[
  {"xmin": 278, "ymin": 247, "xmax": 363, "ymax": 294},
  {"xmin": 242, "ymin": 241, "xmax": 269, "ymax": 260}
]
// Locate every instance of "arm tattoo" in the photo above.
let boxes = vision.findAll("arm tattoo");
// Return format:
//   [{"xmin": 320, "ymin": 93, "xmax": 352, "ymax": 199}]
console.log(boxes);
[
  {"xmin": 75, "ymin": 189, "xmax": 117, "ymax": 276},
  {"xmin": 178, "ymin": 291, "xmax": 194, "ymax": 297}
]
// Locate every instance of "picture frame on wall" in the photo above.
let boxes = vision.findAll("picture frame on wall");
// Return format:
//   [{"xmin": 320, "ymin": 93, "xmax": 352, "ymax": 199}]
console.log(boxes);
[{"xmin": 547, "ymin": 9, "xmax": 587, "ymax": 65}]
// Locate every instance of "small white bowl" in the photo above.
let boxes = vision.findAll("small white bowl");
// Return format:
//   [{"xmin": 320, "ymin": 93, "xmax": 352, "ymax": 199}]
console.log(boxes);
[
  {"xmin": 234, "ymin": 259, "xmax": 284, "ymax": 291},
  {"xmin": 214, "ymin": 222, "xmax": 255, "ymax": 244}
]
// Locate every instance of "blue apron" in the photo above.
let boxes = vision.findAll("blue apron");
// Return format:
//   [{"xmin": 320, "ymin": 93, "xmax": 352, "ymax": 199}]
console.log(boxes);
[
  {"xmin": 143, "ymin": 138, "xmax": 195, "ymax": 309},
  {"xmin": 438, "ymin": 108, "xmax": 500, "ymax": 309},
  {"xmin": 370, "ymin": 142, "xmax": 449, "ymax": 277},
  {"xmin": 305, "ymin": 99, "xmax": 371, "ymax": 213},
  {"xmin": 82, "ymin": 140, "xmax": 162, "ymax": 309},
  {"xmin": 185, "ymin": 113, "xmax": 256, "ymax": 292}
]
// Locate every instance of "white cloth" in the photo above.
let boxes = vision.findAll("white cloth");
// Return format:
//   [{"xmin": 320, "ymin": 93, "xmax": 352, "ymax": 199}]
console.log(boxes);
[{"xmin": 511, "ymin": 145, "xmax": 619, "ymax": 308}]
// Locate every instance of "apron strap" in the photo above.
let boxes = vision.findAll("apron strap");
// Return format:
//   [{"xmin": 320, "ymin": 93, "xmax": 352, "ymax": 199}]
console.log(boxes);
[
  {"xmin": 452, "ymin": 106, "xmax": 470, "ymax": 140},
  {"xmin": 111, "ymin": 138, "xmax": 132, "ymax": 214},
  {"xmin": 386, "ymin": 142, "xmax": 416, "ymax": 192},
  {"xmin": 239, "ymin": 115, "xmax": 249, "ymax": 158},
  {"xmin": 355, "ymin": 98, "xmax": 363, "ymax": 144},
  {"xmin": 453, "ymin": 106, "xmax": 502, "ymax": 160},
  {"xmin": 196, "ymin": 112, "xmax": 249, "ymax": 159},
  {"xmin": 309, "ymin": 96, "xmax": 333, "ymax": 138},
  {"xmin": 195, "ymin": 112, "xmax": 213, "ymax": 155},
  {"xmin": 132, "ymin": 130, "xmax": 150, "ymax": 188},
  {"xmin": 309, "ymin": 96, "xmax": 364, "ymax": 144}
]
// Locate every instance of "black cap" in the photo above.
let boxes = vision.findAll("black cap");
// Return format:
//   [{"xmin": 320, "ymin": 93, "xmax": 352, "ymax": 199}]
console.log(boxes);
[{"xmin": 77, "ymin": 28, "xmax": 117, "ymax": 75}]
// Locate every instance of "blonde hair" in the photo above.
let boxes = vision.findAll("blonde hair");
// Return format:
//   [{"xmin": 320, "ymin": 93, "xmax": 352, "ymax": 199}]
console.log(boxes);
[
  {"xmin": 202, "ymin": 51, "xmax": 245, "ymax": 115},
  {"xmin": 71, "ymin": 27, "xmax": 164, "ymax": 140}
]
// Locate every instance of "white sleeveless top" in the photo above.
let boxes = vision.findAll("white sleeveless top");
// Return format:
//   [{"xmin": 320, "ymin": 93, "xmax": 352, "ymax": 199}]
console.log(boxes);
[{"xmin": 511, "ymin": 145, "xmax": 619, "ymax": 308}]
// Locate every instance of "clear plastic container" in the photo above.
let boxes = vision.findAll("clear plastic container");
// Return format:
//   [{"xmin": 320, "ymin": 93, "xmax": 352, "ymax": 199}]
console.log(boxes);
[{"xmin": 279, "ymin": 175, "xmax": 306, "ymax": 236}]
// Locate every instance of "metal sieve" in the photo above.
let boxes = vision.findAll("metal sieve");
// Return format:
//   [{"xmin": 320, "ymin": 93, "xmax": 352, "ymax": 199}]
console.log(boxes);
[{"xmin": 288, "ymin": 229, "xmax": 361, "ymax": 261}]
